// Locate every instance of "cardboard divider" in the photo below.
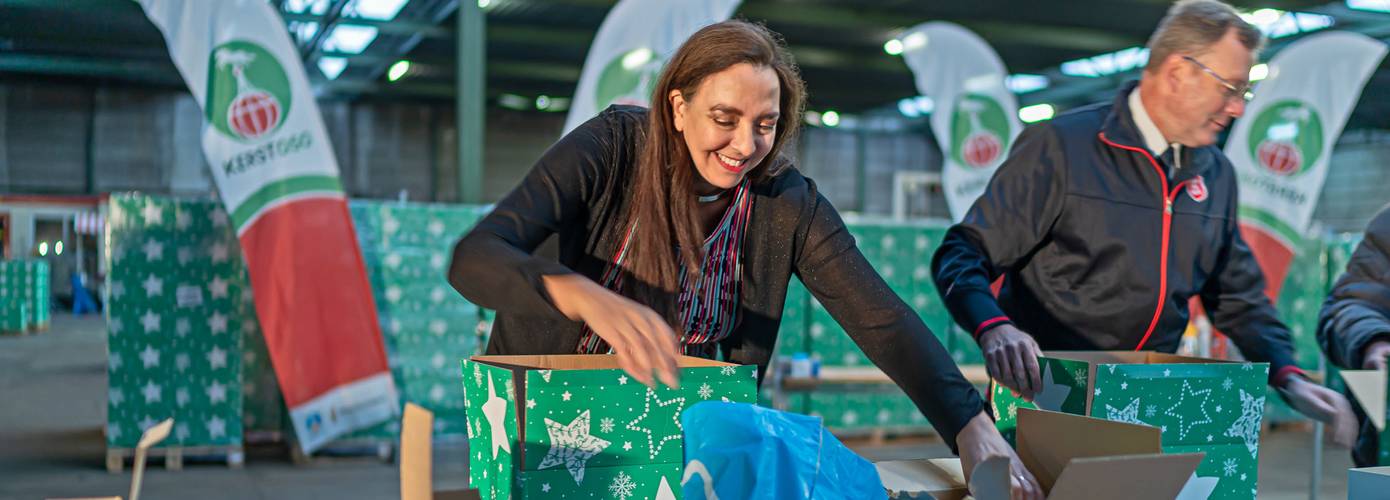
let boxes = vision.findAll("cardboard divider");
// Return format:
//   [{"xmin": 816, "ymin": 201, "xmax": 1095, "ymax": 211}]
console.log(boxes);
[
  {"xmin": 1015, "ymin": 408, "xmax": 1162, "ymax": 491},
  {"xmin": 1048, "ymin": 453, "xmax": 1205, "ymax": 500},
  {"xmin": 879, "ymin": 409, "xmax": 1203, "ymax": 500},
  {"xmin": 1341, "ymin": 369, "xmax": 1387, "ymax": 431}
]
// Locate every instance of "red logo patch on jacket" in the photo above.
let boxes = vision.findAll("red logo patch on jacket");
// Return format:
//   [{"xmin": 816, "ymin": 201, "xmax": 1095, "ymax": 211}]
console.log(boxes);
[{"xmin": 1186, "ymin": 176, "xmax": 1208, "ymax": 202}]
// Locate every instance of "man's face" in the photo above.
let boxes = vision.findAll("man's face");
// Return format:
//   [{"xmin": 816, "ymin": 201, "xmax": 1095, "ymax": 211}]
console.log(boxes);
[{"xmin": 1168, "ymin": 29, "xmax": 1255, "ymax": 147}]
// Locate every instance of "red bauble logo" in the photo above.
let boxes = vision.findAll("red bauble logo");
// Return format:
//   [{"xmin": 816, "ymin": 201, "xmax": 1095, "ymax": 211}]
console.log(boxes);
[
  {"xmin": 1256, "ymin": 140, "xmax": 1303, "ymax": 176},
  {"xmin": 962, "ymin": 132, "xmax": 1003, "ymax": 168},
  {"xmin": 228, "ymin": 90, "xmax": 282, "ymax": 140}
]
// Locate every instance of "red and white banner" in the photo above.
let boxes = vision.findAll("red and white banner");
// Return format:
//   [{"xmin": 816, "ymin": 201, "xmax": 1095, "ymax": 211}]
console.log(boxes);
[
  {"xmin": 138, "ymin": 0, "xmax": 398, "ymax": 453},
  {"xmin": 1225, "ymin": 32, "xmax": 1385, "ymax": 299}
]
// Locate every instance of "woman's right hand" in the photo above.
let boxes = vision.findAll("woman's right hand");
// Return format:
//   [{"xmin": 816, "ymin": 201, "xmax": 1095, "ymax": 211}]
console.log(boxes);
[
  {"xmin": 956, "ymin": 411, "xmax": 1044, "ymax": 500},
  {"xmin": 543, "ymin": 274, "xmax": 681, "ymax": 388}
]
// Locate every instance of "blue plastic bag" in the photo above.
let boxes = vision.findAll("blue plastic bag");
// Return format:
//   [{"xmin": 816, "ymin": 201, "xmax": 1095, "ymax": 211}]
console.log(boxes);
[{"xmin": 681, "ymin": 401, "xmax": 888, "ymax": 499}]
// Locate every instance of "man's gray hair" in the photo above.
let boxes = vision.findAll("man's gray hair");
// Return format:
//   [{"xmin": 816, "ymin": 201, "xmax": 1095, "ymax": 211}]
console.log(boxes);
[{"xmin": 1145, "ymin": 0, "xmax": 1264, "ymax": 72}]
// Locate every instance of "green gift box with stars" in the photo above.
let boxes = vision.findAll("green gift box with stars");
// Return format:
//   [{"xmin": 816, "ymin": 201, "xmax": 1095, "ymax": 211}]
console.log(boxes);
[
  {"xmin": 462, "ymin": 355, "xmax": 758, "ymax": 499},
  {"xmin": 990, "ymin": 351, "xmax": 1267, "ymax": 500}
]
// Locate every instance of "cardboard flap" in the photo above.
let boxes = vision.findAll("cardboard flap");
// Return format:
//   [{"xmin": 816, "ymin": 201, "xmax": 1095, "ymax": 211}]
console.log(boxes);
[
  {"xmin": 401, "ymin": 403, "xmax": 433, "ymax": 500},
  {"xmin": 876, "ymin": 459, "xmax": 969, "ymax": 500},
  {"xmin": 136, "ymin": 419, "xmax": 173, "ymax": 451},
  {"xmin": 1341, "ymin": 369, "xmax": 1387, "ymax": 431},
  {"xmin": 1145, "ymin": 352, "xmax": 1237, "ymax": 365},
  {"xmin": 471, "ymin": 354, "xmax": 732, "ymax": 370},
  {"xmin": 967, "ymin": 456, "xmax": 1012, "ymax": 500},
  {"xmin": 1048, "ymin": 453, "xmax": 1204, "ymax": 500},
  {"xmin": 1015, "ymin": 408, "xmax": 1162, "ymax": 491},
  {"xmin": 1044, "ymin": 351, "xmax": 1149, "ymax": 364}
]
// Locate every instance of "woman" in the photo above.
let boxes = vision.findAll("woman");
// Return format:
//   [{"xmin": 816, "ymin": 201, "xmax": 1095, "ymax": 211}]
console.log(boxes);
[{"xmin": 449, "ymin": 20, "xmax": 1040, "ymax": 497}]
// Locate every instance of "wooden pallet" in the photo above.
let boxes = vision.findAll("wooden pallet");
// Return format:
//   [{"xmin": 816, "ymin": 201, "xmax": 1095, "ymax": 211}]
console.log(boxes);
[
  {"xmin": 288, "ymin": 438, "xmax": 395, "ymax": 465},
  {"xmin": 105, "ymin": 445, "xmax": 245, "ymax": 473}
]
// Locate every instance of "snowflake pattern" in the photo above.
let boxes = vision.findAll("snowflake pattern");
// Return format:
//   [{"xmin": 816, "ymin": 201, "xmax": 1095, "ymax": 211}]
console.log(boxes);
[
  {"xmin": 1145, "ymin": 404, "xmax": 1157, "ymax": 418},
  {"xmin": 609, "ymin": 471, "xmax": 637, "ymax": 500},
  {"xmin": 721, "ymin": 366, "xmax": 736, "ymax": 376},
  {"xmin": 600, "ymin": 417, "xmax": 615, "ymax": 434},
  {"xmin": 1223, "ymin": 458, "xmax": 1238, "ymax": 477},
  {"xmin": 1222, "ymin": 377, "xmax": 1234, "ymax": 391},
  {"xmin": 698, "ymin": 383, "xmax": 713, "ymax": 400}
]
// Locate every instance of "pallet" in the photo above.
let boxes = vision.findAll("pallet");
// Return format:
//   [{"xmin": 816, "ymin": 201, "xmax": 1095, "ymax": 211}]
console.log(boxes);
[
  {"xmin": 288, "ymin": 438, "xmax": 395, "ymax": 466},
  {"xmin": 105, "ymin": 445, "xmax": 245, "ymax": 473}
]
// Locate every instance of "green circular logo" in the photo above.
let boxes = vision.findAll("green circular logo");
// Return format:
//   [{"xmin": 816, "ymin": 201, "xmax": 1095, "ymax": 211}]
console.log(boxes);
[
  {"xmin": 595, "ymin": 47, "xmax": 664, "ymax": 110},
  {"xmin": 950, "ymin": 94, "xmax": 1012, "ymax": 169},
  {"xmin": 207, "ymin": 41, "xmax": 292, "ymax": 142},
  {"xmin": 1246, "ymin": 99, "xmax": 1323, "ymax": 177}
]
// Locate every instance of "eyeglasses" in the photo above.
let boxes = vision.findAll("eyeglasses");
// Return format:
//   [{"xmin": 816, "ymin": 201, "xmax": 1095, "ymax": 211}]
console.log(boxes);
[{"xmin": 1182, "ymin": 56, "xmax": 1255, "ymax": 103}]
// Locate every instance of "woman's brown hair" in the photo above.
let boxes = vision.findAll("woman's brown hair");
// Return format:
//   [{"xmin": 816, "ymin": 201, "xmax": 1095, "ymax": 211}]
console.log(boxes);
[{"xmin": 622, "ymin": 19, "xmax": 805, "ymax": 318}]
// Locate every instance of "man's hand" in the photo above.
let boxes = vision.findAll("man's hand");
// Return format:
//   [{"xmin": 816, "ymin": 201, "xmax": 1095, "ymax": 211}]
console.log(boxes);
[
  {"xmin": 1282, "ymin": 376, "xmax": 1357, "ymax": 448},
  {"xmin": 980, "ymin": 324, "xmax": 1043, "ymax": 401},
  {"xmin": 1362, "ymin": 339, "xmax": 1390, "ymax": 370}
]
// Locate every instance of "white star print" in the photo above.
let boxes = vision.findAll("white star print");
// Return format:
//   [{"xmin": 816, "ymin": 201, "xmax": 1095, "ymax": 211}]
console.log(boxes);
[
  {"xmin": 141, "ymin": 310, "xmax": 160, "ymax": 333},
  {"xmin": 538, "ymin": 410, "xmax": 611, "ymax": 485},
  {"xmin": 209, "ymin": 276, "xmax": 229, "ymax": 299},
  {"xmin": 142, "ymin": 239, "xmax": 164, "ymax": 261},
  {"xmin": 208, "ymin": 312, "xmax": 228, "ymax": 335},
  {"xmin": 139, "ymin": 345, "xmax": 160, "ymax": 368},
  {"xmin": 209, "ymin": 242, "xmax": 229, "ymax": 263},
  {"xmin": 481, "ymin": 376, "xmax": 512, "ymax": 459},
  {"xmin": 207, "ymin": 347, "xmax": 227, "ymax": 370},
  {"xmin": 141, "ymin": 380, "xmax": 162, "ymax": 403},
  {"xmin": 142, "ymin": 274, "xmax": 163, "ymax": 297},
  {"xmin": 142, "ymin": 204, "xmax": 163, "ymax": 226},
  {"xmin": 207, "ymin": 381, "xmax": 227, "ymax": 404}
]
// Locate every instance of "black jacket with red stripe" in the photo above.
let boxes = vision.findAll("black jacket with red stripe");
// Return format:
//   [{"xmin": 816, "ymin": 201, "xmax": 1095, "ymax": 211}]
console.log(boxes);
[{"xmin": 932, "ymin": 81, "xmax": 1300, "ymax": 384}]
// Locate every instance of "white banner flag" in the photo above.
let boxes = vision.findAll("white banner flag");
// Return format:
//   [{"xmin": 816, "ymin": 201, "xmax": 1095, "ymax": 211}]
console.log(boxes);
[
  {"xmin": 900, "ymin": 22, "xmax": 1021, "ymax": 221},
  {"xmin": 1226, "ymin": 31, "xmax": 1385, "ymax": 297},
  {"xmin": 139, "ymin": 0, "xmax": 399, "ymax": 454},
  {"xmin": 562, "ymin": 0, "xmax": 742, "ymax": 134}
]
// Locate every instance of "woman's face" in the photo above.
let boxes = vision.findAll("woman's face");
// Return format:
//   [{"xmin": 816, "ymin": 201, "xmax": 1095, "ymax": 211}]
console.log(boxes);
[{"xmin": 670, "ymin": 63, "xmax": 781, "ymax": 192}]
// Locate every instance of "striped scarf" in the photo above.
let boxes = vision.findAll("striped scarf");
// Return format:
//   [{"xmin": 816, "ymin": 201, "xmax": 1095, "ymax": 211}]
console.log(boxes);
[{"xmin": 576, "ymin": 180, "xmax": 753, "ymax": 358}]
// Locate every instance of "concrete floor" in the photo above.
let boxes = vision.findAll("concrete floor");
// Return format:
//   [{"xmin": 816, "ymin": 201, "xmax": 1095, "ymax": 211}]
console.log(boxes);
[{"xmin": 0, "ymin": 313, "xmax": 1353, "ymax": 499}]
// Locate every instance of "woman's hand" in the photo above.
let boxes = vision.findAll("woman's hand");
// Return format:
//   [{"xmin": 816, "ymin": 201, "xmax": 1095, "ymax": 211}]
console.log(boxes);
[
  {"xmin": 956, "ymin": 411, "xmax": 1044, "ymax": 500},
  {"xmin": 543, "ymin": 274, "xmax": 681, "ymax": 388}
]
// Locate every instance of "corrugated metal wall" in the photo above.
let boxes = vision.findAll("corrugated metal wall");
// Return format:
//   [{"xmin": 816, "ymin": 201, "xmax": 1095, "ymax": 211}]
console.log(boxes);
[{"xmin": 2, "ymin": 80, "xmax": 1387, "ymax": 231}]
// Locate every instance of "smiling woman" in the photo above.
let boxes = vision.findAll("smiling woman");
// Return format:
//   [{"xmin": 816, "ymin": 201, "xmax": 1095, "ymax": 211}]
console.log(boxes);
[{"xmin": 446, "ymin": 19, "xmax": 1041, "ymax": 498}]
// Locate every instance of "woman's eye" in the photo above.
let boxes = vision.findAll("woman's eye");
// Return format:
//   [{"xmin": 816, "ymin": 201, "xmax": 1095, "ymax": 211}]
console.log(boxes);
[{"xmin": 714, "ymin": 118, "xmax": 734, "ymax": 127}]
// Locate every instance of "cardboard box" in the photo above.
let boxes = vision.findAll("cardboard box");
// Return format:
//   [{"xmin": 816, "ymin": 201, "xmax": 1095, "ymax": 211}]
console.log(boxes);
[
  {"xmin": 462, "ymin": 355, "xmax": 758, "ymax": 499},
  {"xmin": 49, "ymin": 419, "xmax": 172, "ymax": 500},
  {"xmin": 877, "ymin": 408, "xmax": 1204, "ymax": 499},
  {"xmin": 990, "ymin": 351, "xmax": 1268, "ymax": 500},
  {"xmin": 1348, "ymin": 466, "xmax": 1390, "ymax": 500},
  {"xmin": 401, "ymin": 403, "xmax": 480, "ymax": 500}
]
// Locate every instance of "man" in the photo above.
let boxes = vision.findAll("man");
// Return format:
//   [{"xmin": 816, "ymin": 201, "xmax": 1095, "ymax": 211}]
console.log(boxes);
[
  {"xmin": 1319, "ymin": 204, "xmax": 1390, "ymax": 465},
  {"xmin": 932, "ymin": 0, "xmax": 1352, "ymax": 433}
]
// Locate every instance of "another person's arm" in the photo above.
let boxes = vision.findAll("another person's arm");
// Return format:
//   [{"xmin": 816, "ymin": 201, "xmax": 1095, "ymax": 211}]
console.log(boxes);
[
  {"xmin": 791, "ymin": 179, "xmax": 1041, "ymax": 499},
  {"xmin": 447, "ymin": 111, "xmax": 678, "ymax": 387},
  {"xmin": 1319, "ymin": 205, "xmax": 1390, "ymax": 371},
  {"xmin": 931, "ymin": 123, "xmax": 1068, "ymax": 400}
]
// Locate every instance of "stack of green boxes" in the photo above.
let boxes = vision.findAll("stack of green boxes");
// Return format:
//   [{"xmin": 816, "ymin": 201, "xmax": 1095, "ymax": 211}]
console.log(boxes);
[
  {"xmin": 791, "ymin": 218, "xmax": 956, "ymax": 432},
  {"xmin": 0, "ymin": 259, "xmax": 49, "ymax": 333},
  {"xmin": 339, "ymin": 200, "xmax": 493, "ymax": 441},
  {"xmin": 105, "ymin": 194, "xmax": 244, "ymax": 450}
]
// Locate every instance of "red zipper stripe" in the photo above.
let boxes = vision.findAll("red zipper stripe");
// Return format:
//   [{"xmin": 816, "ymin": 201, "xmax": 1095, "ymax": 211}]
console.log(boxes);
[{"xmin": 1097, "ymin": 132, "xmax": 1190, "ymax": 351}]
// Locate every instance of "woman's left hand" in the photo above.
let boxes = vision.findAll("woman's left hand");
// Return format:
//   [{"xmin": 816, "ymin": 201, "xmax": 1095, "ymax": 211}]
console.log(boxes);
[{"xmin": 956, "ymin": 411, "xmax": 1044, "ymax": 500}]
